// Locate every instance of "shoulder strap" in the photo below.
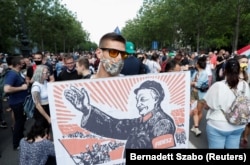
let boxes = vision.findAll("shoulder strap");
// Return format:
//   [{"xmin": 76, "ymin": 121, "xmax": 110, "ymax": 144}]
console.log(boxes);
[{"xmin": 242, "ymin": 81, "xmax": 246, "ymax": 94}]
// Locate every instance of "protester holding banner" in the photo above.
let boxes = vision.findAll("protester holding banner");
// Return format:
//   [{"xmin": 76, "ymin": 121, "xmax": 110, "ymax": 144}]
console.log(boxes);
[
  {"xmin": 64, "ymin": 32, "xmax": 176, "ymax": 150},
  {"xmin": 91, "ymin": 32, "xmax": 127, "ymax": 78}
]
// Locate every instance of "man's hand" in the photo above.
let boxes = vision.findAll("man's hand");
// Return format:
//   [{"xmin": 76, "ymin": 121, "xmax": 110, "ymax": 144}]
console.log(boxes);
[{"xmin": 64, "ymin": 86, "xmax": 90, "ymax": 115}]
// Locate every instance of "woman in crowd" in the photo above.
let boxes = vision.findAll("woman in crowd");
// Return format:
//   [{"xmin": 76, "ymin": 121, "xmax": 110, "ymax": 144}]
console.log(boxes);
[
  {"xmin": 19, "ymin": 120, "xmax": 55, "ymax": 165},
  {"xmin": 202, "ymin": 58, "xmax": 250, "ymax": 148},
  {"xmin": 31, "ymin": 65, "xmax": 51, "ymax": 125},
  {"xmin": 235, "ymin": 55, "xmax": 250, "ymax": 148},
  {"xmin": 190, "ymin": 56, "xmax": 209, "ymax": 136}
]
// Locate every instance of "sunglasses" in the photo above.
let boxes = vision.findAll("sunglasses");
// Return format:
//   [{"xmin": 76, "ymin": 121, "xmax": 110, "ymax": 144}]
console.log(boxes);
[{"xmin": 100, "ymin": 48, "xmax": 128, "ymax": 59}]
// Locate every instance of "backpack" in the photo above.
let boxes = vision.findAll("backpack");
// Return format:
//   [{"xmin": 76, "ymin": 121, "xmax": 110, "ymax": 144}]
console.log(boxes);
[
  {"xmin": 221, "ymin": 82, "xmax": 250, "ymax": 125},
  {"xmin": 23, "ymin": 85, "xmax": 40, "ymax": 119},
  {"xmin": 0, "ymin": 68, "xmax": 10, "ymax": 97}
]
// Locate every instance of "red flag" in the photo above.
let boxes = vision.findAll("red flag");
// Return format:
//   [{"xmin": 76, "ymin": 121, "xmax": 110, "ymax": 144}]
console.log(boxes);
[{"xmin": 237, "ymin": 45, "xmax": 250, "ymax": 56}]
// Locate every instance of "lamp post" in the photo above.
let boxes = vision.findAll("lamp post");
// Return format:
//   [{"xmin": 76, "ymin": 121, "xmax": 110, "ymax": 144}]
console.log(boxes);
[{"xmin": 19, "ymin": 4, "xmax": 30, "ymax": 57}]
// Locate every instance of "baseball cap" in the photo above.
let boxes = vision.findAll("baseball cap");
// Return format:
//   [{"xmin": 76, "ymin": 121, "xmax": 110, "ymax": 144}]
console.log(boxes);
[
  {"xmin": 134, "ymin": 80, "xmax": 165, "ymax": 102},
  {"xmin": 126, "ymin": 41, "xmax": 135, "ymax": 54}
]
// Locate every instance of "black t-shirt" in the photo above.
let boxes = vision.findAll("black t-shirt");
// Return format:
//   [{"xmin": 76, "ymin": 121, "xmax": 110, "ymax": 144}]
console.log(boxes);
[
  {"xmin": 27, "ymin": 63, "xmax": 54, "ymax": 80},
  {"xmin": 56, "ymin": 69, "xmax": 82, "ymax": 81}
]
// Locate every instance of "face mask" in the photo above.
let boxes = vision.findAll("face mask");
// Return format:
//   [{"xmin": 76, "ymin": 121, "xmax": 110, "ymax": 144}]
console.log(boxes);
[
  {"xmin": 34, "ymin": 61, "xmax": 42, "ymax": 65},
  {"xmin": 240, "ymin": 63, "xmax": 248, "ymax": 71},
  {"xmin": 101, "ymin": 58, "xmax": 124, "ymax": 76}
]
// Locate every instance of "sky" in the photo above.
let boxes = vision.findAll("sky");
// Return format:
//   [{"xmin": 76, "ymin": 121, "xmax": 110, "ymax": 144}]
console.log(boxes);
[{"xmin": 61, "ymin": 0, "xmax": 143, "ymax": 44}]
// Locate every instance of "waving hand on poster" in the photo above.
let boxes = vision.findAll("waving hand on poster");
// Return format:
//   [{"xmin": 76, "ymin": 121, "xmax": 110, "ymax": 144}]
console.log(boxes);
[{"xmin": 64, "ymin": 86, "xmax": 91, "ymax": 116}]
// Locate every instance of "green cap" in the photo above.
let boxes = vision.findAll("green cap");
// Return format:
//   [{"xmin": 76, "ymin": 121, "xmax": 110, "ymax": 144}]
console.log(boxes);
[{"xmin": 126, "ymin": 41, "xmax": 135, "ymax": 54}]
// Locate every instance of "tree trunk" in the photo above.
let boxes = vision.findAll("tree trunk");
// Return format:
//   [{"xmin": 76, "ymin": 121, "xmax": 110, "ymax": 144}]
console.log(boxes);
[{"xmin": 233, "ymin": 2, "xmax": 240, "ymax": 52}]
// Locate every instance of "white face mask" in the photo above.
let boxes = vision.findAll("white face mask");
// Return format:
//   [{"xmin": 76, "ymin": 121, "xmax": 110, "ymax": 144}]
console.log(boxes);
[{"xmin": 101, "ymin": 58, "xmax": 124, "ymax": 76}]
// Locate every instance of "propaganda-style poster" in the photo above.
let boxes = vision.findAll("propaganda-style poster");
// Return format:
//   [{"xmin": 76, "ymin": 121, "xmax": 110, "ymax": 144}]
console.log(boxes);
[{"xmin": 48, "ymin": 72, "xmax": 190, "ymax": 165}]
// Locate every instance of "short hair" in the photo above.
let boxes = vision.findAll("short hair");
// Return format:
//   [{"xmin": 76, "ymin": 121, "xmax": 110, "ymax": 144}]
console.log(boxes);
[
  {"xmin": 32, "ymin": 65, "xmax": 49, "ymax": 82},
  {"xmin": 165, "ymin": 59, "xmax": 179, "ymax": 72},
  {"xmin": 34, "ymin": 51, "xmax": 44, "ymax": 58},
  {"xmin": 6, "ymin": 56, "xmax": 14, "ymax": 66},
  {"xmin": 26, "ymin": 119, "xmax": 50, "ymax": 142},
  {"xmin": 63, "ymin": 53, "xmax": 74, "ymax": 61},
  {"xmin": 197, "ymin": 56, "xmax": 207, "ymax": 69},
  {"xmin": 12, "ymin": 56, "xmax": 23, "ymax": 67},
  {"xmin": 235, "ymin": 54, "xmax": 248, "ymax": 61},
  {"xmin": 99, "ymin": 32, "xmax": 126, "ymax": 48},
  {"xmin": 77, "ymin": 56, "xmax": 90, "ymax": 69}
]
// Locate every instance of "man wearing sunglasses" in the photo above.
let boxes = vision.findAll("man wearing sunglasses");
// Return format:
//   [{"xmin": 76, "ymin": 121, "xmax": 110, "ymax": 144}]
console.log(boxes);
[{"xmin": 92, "ymin": 32, "xmax": 127, "ymax": 78}]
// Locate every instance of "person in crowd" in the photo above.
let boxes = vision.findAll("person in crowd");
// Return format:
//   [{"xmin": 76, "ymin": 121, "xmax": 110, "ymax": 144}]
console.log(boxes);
[
  {"xmin": 148, "ymin": 52, "xmax": 161, "ymax": 73},
  {"xmin": 215, "ymin": 49, "xmax": 226, "ymax": 82},
  {"xmin": 165, "ymin": 58, "xmax": 181, "ymax": 72},
  {"xmin": 3, "ymin": 56, "xmax": 15, "ymax": 130},
  {"xmin": 138, "ymin": 53, "xmax": 151, "ymax": 74},
  {"xmin": 188, "ymin": 52, "xmax": 197, "ymax": 77},
  {"xmin": 235, "ymin": 55, "xmax": 250, "ymax": 148},
  {"xmin": 208, "ymin": 51, "xmax": 217, "ymax": 85},
  {"xmin": 75, "ymin": 56, "xmax": 92, "ymax": 79},
  {"xmin": 31, "ymin": 65, "xmax": 51, "ymax": 125},
  {"xmin": 26, "ymin": 52, "xmax": 55, "ymax": 85},
  {"xmin": 137, "ymin": 53, "xmax": 150, "ymax": 74},
  {"xmin": 202, "ymin": 58, "xmax": 250, "ymax": 148},
  {"xmin": 4, "ymin": 56, "xmax": 29, "ymax": 150},
  {"xmin": 56, "ymin": 53, "xmax": 82, "ymax": 81},
  {"xmin": 21, "ymin": 57, "xmax": 32, "ymax": 77},
  {"xmin": 120, "ymin": 41, "xmax": 145, "ymax": 75},
  {"xmin": 91, "ymin": 32, "xmax": 127, "ymax": 79},
  {"xmin": 0, "ymin": 60, "xmax": 8, "ymax": 128},
  {"xmin": 19, "ymin": 119, "xmax": 55, "ymax": 165},
  {"xmin": 190, "ymin": 56, "xmax": 208, "ymax": 136},
  {"xmin": 174, "ymin": 52, "xmax": 189, "ymax": 71},
  {"xmin": 55, "ymin": 55, "xmax": 64, "ymax": 80},
  {"xmin": 63, "ymin": 33, "xmax": 176, "ymax": 152},
  {"xmin": 204, "ymin": 55, "xmax": 213, "ymax": 87}
]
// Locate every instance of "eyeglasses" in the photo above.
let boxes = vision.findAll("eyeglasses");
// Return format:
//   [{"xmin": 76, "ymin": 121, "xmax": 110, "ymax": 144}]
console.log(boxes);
[
  {"xmin": 100, "ymin": 48, "xmax": 128, "ymax": 59},
  {"xmin": 43, "ymin": 72, "xmax": 50, "ymax": 75}
]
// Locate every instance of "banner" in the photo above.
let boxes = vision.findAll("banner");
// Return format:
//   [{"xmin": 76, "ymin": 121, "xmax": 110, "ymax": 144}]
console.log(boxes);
[
  {"xmin": 48, "ymin": 72, "xmax": 190, "ymax": 164},
  {"xmin": 237, "ymin": 45, "xmax": 250, "ymax": 56}
]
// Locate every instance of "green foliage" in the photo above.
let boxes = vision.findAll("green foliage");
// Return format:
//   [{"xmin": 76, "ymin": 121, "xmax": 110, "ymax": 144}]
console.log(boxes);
[
  {"xmin": 0, "ymin": 0, "xmax": 93, "ymax": 54},
  {"xmin": 122, "ymin": 0, "xmax": 250, "ymax": 52},
  {"xmin": 1, "ymin": 0, "xmax": 250, "ymax": 53}
]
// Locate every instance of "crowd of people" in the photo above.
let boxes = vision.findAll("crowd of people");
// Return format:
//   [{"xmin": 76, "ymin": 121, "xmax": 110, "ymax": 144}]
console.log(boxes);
[{"xmin": 0, "ymin": 32, "xmax": 250, "ymax": 164}]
